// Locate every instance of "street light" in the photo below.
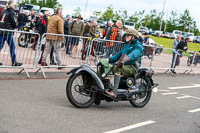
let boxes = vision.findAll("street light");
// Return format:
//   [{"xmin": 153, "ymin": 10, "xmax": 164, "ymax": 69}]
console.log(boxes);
[
  {"xmin": 160, "ymin": 0, "xmax": 166, "ymax": 31},
  {"xmin": 84, "ymin": 0, "xmax": 88, "ymax": 18}
]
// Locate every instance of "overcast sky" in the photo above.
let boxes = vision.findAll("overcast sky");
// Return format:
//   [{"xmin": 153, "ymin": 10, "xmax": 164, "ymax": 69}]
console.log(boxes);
[{"xmin": 59, "ymin": 0, "xmax": 200, "ymax": 28}]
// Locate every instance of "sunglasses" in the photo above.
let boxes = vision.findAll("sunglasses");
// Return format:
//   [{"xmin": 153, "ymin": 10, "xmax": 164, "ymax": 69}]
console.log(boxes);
[{"xmin": 126, "ymin": 34, "xmax": 133, "ymax": 37}]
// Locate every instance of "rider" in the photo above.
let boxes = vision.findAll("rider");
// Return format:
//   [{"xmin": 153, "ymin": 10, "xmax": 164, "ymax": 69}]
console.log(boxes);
[{"xmin": 105, "ymin": 28, "xmax": 143, "ymax": 97}]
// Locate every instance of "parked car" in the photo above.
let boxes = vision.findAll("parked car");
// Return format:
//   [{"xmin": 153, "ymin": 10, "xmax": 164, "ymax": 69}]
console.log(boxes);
[
  {"xmin": 161, "ymin": 32, "xmax": 170, "ymax": 38},
  {"xmin": 124, "ymin": 21, "xmax": 135, "ymax": 29},
  {"xmin": 172, "ymin": 30, "xmax": 182, "ymax": 39},
  {"xmin": 97, "ymin": 20, "xmax": 105, "ymax": 28},
  {"xmin": 193, "ymin": 36, "xmax": 200, "ymax": 43},
  {"xmin": 184, "ymin": 32, "xmax": 195, "ymax": 42},
  {"xmin": 138, "ymin": 27, "xmax": 149, "ymax": 34},
  {"xmin": 40, "ymin": 7, "xmax": 54, "ymax": 15},
  {"xmin": 20, "ymin": 4, "xmax": 40, "ymax": 14},
  {"xmin": 154, "ymin": 30, "xmax": 163, "ymax": 37}
]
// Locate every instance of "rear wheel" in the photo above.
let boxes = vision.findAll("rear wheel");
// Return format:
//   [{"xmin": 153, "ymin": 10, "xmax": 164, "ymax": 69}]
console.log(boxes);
[
  {"xmin": 129, "ymin": 75, "xmax": 152, "ymax": 108},
  {"xmin": 18, "ymin": 34, "xmax": 28, "ymax": 47},
  {"xmin": 66, "ymin": 72, "xmax": 95, "ymax": 108},
  {"xmin": 187, "ymin": 56, "xmax": 192, "ymax": 66}
]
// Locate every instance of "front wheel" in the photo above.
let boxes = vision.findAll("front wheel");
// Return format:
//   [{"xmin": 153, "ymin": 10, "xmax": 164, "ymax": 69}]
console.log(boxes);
[
  {"xmin": 66, "ymin": 72, "xmax": 95, "ymax": 108},
  {"xmin": 129, "ymin": 75, "xmax": 152, "ymax": 108}
]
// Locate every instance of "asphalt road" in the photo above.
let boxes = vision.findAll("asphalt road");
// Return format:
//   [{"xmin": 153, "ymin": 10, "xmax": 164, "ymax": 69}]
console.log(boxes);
[{"xmin": 0, "ymin": 75, "xmax": 200, "ymax": 133}]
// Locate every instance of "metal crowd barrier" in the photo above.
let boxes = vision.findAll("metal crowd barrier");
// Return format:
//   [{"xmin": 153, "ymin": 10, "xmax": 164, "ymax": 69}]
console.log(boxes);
[
  {"xmin": 85, "ymin": 38, "xmax": 125, "ymax": 66},
  {"xmin": 1, "ymin": 29, "xmax": 200, "ymax": 78},
  {"xmin": 34, "ymin": 33, "xmax": 94, "ymax": 78},
  {"xmin": 0, "ymin": 28, "xmax": 40, "ymax": 78},
  {"xmin": 143, "ymin": 45, "xmax": 200, "ymax": 74}
]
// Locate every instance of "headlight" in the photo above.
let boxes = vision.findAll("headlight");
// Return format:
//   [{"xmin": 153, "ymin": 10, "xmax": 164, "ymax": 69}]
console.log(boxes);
[{"xmin": 94, "ymin": 59, "xmax": 99, "ymax": 66}]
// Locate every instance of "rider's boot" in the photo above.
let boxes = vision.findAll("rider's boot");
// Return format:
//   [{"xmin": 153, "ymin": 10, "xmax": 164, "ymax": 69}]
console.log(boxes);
[
  {"xmin": 105, "ymin": 74, "xmax": 120, "ymax": 98},
  {"xmin": 113, "ymin": 74, "xmax": 121, "ymax": 95}
]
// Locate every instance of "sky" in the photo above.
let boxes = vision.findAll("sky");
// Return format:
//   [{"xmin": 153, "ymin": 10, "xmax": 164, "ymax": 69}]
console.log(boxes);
[{"xmin": 60, "ymin": 0, "xmax": 200, "ymax": 28}]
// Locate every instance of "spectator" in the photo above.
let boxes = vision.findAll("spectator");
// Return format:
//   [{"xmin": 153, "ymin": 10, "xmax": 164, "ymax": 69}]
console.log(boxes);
[
  {"xmin": 83, "ymin": 20, "xmax": 95, "ymax": 37},
  {"xmin": 41, "ymin": 8, "xmax": 65, "ymax": 69},
  {"xmin": 172, "ymin": 34, "xmax": 181, "ymax": 49},
  {"xmin": 17, "ymin": 10, "xmax": 26, "ymax": 30},
  {"xmin": 105, "ymin": 20, "xmax": 123, "ymax": 57},
  {"xmin": 69, "ymin": 14, "xmax": 84, "ymax": 55},
  {"xmin": 171, "ymin": 37, "xmax": 190, "ymax": 74},
  {"xmin": 64, "ymin": 15, "xmax": 72, "ymax": 54},
  {"xmin": 36, "ymin": 11, "xmax": 56, "ymax": 65},
  {"xmin": 0, "ymin": 1, "xmax": 22, "ymax": 66},
  {"xmin": 102, "ymin": 20, "xmax": 113, "ymax": 38}
]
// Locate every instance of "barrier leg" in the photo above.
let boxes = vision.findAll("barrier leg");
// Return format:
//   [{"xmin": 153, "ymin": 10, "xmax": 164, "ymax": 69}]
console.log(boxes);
[
  {"xmin": 18, "ymin": 67, "xmax": 30, "ymax": 78},
  {"xmin": 34, "ymin": 67, "xmax": 46, "ymax": 79}
]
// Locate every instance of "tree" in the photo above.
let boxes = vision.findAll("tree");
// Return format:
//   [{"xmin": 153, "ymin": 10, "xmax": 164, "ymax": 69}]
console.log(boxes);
[
  {"xmin": 113, "ymin": 10, "xmax": 122, "ymax": 20},
  {"xmin": 73, "ymin": 7, "xmax": 81, "ymax": 16},
  {"xmin": 128, "ymin": 10, "xmax": 145, "ymax": 29},
  {"xmin": 93, "ymin": 11, "xmax": 101, "ymax": 17},
  {"xmin": 101, "ymin": 5, "xmax": 114, "ymax": 21},
  {"xmin": 30, "ymin": 0, "xmax": 37, "ymax": 5},
  {"xmin": 179, "ymin": 9, "xmax": 194, "ymax": 32}
]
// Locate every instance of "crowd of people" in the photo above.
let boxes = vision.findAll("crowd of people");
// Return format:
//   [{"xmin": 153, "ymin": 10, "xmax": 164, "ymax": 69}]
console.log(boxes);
[{"xmin": 0, "ymin": 0, "xmax": 198, "ymax": 74}]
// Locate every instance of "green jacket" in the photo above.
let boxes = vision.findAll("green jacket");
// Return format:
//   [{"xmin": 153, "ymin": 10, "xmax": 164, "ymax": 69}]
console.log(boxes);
[
  {"xmin": 109, "ymin": 38, "xmax": 143, "ymax": 66},
  {"xmin": 69, "ymin": 20, "xmax": 85, "ymax": 36}
]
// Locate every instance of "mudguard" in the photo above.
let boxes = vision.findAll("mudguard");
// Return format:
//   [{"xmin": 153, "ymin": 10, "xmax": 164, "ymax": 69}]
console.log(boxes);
[
  {"xmin": 67, "ymin": 65, "xmax": 105, "ymax": 90},
  {"xmin": 138, "ymin": 68, "xmax": 154, "ymax": 86}
]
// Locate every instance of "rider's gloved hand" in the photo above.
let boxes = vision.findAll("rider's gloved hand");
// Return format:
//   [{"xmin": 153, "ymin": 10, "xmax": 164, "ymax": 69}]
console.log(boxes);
[{"xmin": 117, "ymin": 54, "xmax": 130, "ymax": 68}]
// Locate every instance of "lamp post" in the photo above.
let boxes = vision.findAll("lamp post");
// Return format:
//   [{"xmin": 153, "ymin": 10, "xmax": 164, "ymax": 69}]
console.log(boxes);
[
  {"xmin": 84, "ymin": 0, "xmax": 88, "ymax": 18},
  {"xmin": 160, "ymin": 0, "xmax": 166, "ymax": 31}
]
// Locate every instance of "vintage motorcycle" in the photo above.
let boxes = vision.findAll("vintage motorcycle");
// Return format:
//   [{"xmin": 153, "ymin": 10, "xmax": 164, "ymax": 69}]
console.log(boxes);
[
  {"xmin": 66, "ymin": 55, "xmax": 158, "ymax": 108},
  {"xmin": 18, "ymin": 25, "xmax": 35, "ymax": 48},
  {"xmin": 187, "ymin": 51, "xmax": 200, "ymax": 66},
  {"xmin": 143, "ymin": 44, "xmax": 163, "ymax": 59}
]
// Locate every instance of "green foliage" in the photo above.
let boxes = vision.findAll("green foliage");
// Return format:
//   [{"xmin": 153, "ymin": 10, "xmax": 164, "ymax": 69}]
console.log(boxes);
[
  {"xmin": 150, "ymin": 36, "xmax": 200, "ymax": 52},
  {"xmin": 95, "ymin": 7, "xmax": 200, "ymax": 35},
  {"xmin": 101, "ymin": 5, "xmax": 114, "ymax": 21},
  {"xmin": 22, "ymin": 0, "xmax": 60, "ymax": 8},
  {"xmin": 73, "ymin": 7, "xmax": 81, "ymax": 16}
]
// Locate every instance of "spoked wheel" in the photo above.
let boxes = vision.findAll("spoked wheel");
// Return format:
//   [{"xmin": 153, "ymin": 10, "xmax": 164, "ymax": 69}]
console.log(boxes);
[
  {"xmin": 129, "ymin": 75, "xmax": 152, "ymax": 108},
  {"xmin": 187, "ymin": 56, "xmax": 192, "ymax": 66},
  {"xmin": 66, "ymin": 72, "xmax": 95, "ymax": 108},
  {"xmin": 18, "ymin": 34, "xmax": 28, "ymax": 47}
]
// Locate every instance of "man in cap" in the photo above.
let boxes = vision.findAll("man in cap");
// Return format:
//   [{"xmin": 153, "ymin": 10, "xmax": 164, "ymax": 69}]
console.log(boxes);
[
  {"xmin": 41, "ymin": 8, "xmax": 65, "ymax": 69},
  {"xmin": 105, "ymin": 20, "xmax": 123, "ymax": 57},
  {"xmin": 69, "ymin": 14, "xmax": 85, "ymax": 55},
  {"xmin": 103, "ymin": 28, "xmax": 143, "ymax": 98}
]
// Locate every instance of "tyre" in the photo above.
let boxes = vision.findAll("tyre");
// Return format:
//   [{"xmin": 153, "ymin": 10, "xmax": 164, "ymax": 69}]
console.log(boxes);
[
  {"xmin": 66, "ymin": 72, "xmax": 95, "ymax": 108},
  {"xmin": 18, "ymin": 34, "xmax": 28, "ymax": 47},
  {"xmin": 187, "ymin": 56, "xmax": 192, "ymax": 66},
  {"xmin": 129, "ymin": 75, "xmax": 152, "ymax": 108}
]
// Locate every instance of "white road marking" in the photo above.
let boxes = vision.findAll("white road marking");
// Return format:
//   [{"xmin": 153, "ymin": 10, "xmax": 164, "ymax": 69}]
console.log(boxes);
[
  {"xmin": 168, "ymin": 84, "xmax": 200, "ymax": 90},
  {"xmin": 162, "ymin": 92, "xmax": 178, "ymax": 95},
  {"xmin": 157, "ymin": 89, "xmax": 171, "ymax": 92},
  {"xmin": 176, "ymin": 94, "xmax": 200, "ymax": 100},
  {"xmin": 153, "ymin": 87, "xmax": 158, "ymax": 93},
  {"xmin": 104, "ymin": 120, "xmax": 155, "ymax": 133},
  {"xmin": 188, "ymin": 108, "xmax": 200, "ymax": 113},
  {"xmin": 176, "ymin": 95, "xmax": 192, "ymax": 99}
]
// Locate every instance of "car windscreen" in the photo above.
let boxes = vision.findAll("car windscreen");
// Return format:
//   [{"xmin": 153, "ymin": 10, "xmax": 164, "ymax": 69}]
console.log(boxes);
[
  {"xmin": 23, "ymin": 5, "xmax": 33, "ymax": 10},
  {"xmin": 129, "ymin": 23, "xmax": 135, "ymax": 26},
  {"xmin": 175, "ymin": 31, "xmax": 181, "ymax": 34},
  {"xmin": 125, "ymin": 22, "xmax": 129, "ymax": 25}
]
